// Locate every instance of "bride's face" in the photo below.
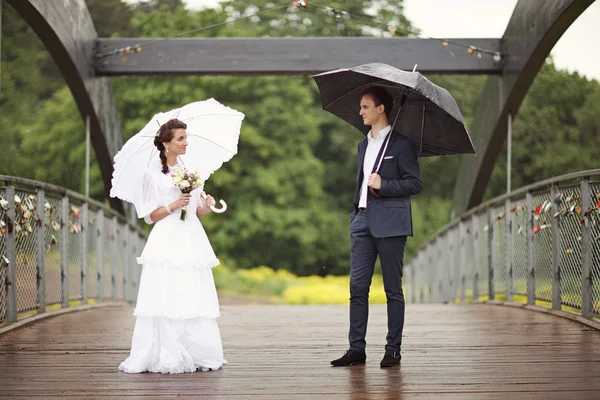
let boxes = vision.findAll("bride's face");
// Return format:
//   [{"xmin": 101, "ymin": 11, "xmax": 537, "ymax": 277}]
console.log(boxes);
[{"xmin": 168, "ymin": 128, "xmax": 188, "ymax": 155}]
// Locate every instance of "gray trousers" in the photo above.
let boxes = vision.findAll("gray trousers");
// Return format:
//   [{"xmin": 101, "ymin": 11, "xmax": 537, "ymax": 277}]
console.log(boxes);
[{"xmin": 349, "ymin": 209, "xmax": 407, "ymax": 352}]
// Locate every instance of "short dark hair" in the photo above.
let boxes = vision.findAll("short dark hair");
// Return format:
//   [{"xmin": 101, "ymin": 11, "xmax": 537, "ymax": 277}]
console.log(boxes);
[{"xmin": 361, "ymin": 86, "xmax": 393, "ymax": 118}]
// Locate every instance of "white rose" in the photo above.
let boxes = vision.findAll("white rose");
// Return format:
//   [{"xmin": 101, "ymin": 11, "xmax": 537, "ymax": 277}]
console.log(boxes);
[{"xmin": 180, "ymin": 180, "xmax": 190, "ymax": 189}]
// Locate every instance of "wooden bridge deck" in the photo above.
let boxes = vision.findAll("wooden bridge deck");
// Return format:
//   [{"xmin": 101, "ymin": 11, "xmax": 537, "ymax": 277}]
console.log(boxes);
[{"xmin": 1, "ymin": 302, "xmax": 600, "ymax": 399}]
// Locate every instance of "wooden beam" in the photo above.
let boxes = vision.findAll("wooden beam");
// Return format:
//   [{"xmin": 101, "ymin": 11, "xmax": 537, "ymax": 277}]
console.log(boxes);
[{"xmin": 94, "ymin": 38, "xmax": 503, "ymax": 76}]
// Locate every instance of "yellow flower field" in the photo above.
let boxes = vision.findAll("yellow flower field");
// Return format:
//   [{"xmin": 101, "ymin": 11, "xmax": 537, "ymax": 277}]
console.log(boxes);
[{"xmin": 213, "ymin": 264, "xmax": 391, "ymax": 305}]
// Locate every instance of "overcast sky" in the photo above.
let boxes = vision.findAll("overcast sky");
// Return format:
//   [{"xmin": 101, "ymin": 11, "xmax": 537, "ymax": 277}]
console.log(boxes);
[{"xmin": 126, "ymin": 0, "xmax": 600, "ymax": 81}]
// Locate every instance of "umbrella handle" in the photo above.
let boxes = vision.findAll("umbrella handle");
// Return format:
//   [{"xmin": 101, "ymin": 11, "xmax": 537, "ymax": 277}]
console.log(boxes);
[
  {"xmin": 200, "ymin": 192, "xmax": 228, "ymax": 214},
  {"xmin": 369, "ymin": 187, "xmax": 381, "ymax": 198}
]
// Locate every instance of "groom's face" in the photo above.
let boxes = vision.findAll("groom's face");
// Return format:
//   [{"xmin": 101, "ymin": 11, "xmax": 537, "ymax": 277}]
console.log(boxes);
[{"xmin": 359, "ymin": 94, "xmax": 384, "ymax": 126}]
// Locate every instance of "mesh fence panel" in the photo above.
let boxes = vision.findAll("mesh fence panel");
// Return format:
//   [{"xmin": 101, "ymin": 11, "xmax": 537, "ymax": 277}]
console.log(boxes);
[
  {"xmin": 589, "ymin": 182, "xmax": 600, "ymax": 315},
  {"xmin": 426, "ymin": 246, "xmax": 436, "ymax": 302},
  {"xmin": 415, "ymin": 251, "xmax": 425, "ymax": 303},
  {"xmin": 440, "ymin": 234, "xmax": 452, "ymax": 302},
  {"xmin": 14, "ymin": 190, "xmax": 38, "ymax": 313},
  {"xmin": 44, "ymin": 195, "xmax": 62, "ymax": 306},
  {"xmin": 450, "ymin": 228, "xmax": 460, "ymax": 301},
  {"xmin": 511, "ymin": 198, "xmax": 529, "ymax": 297},
  {"xmin": 0, "ymin": 178, "xmax": 146, "ymax": 324},
  {"xmin": 490, "ymin": 204, "xmax": 507, "ymax": 297},
  {"xmin": 87, "ymin": 208, "xmax": 98, "ymax": 299},
  {"xmin": 557, "ymin": 185, "xmax": 583, "ymax": 309},
  {"xmin": 103, "ymin": 218, "xmax": 113, "ymax": 299},
  {"xmin": 116, "ymin": 223, "xmax": 124, "ymax": 300},
  {"xmin": 407, "ymin": 174, "xmax": 600, "ymax": 318},
  {"xmin": 475, "ymin": 212, "xmax": 489, "ymax": 300},
  {"xmin": 0, "ymin": 186, "xmax": 7, "ymax": 320},
  {"xmin": 463, "ymin": 221, "xmax": 474, "ymax": 300},
  {"xmin": 532, "ymin": 190, "xmax": 553, "ymax": 303},
  {"xmin": 67, "ymin": 201, "xmax": 83, "ymax": 301}
]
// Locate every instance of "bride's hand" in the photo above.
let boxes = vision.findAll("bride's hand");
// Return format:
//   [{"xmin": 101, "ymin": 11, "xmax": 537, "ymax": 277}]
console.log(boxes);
[
  {"xmin": 202, "ymin": 194, "xmax": 216, "ymax": 212},
  {"xmin": 173, "ymin": 193, "xmax": 191, "ymax": 209}
]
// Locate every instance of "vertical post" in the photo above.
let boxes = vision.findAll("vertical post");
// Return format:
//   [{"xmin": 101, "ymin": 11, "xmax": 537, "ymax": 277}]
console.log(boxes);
[
  {"xmin": 85, "ymin": 116, "xmax": 90, "ymax": 198},
  {"xmin": 449, "ymin": 234, "xmax": 455, "ymax": 303},
  {"xmin": 5, "ymin": 186, "xmax": 17, "ymax": 322},
  {"xmin": 417, "ymin": 251, "xmax": 422, "ymax": 303},
  {"xmin": 135, "ymin": 232, "xmax": 141, "ymax": 299},
  {"xmin": 427, "ymin": 250, "xmax": 433, "ymax": 303},
  {"xmin": 507, "ymin": 113, "xmax": 512, "ymax": 195},
  {"xmin": 80, "ymin": 202, "xmax": 88, "ymax": 303},
  {"xmin": 111, "ymin": 216, "xmax": 118, "ymax": 301},
  {"xmin": 526, "ymin": 192, "xmax": 536, "ymax": 305},
  {"xmin": 0, "ymin": 0, "xmax": 3, "ymax": 93},
  {"xmin": 36, "ymin": 189, "xmax": 46, "ymax": 313},
  {"xmin": 505, "ymin": 198, "xmax": 513, "ymax": 302},
  {"xmin": 125, "ymin": 227, "xmax": 136, "ymax": 302},
  {"xmin": 580, "ymin": 179, "xmax": 592, "ymax": 317},
  {"xmin": 437, "ymin": 238, "xmax": 444, "ymax": 303},
  {"xmin": 132, "ymin": 230, "xmax": 138, "ymax": 301},
  {"xmin": 130, "ymin": 228, "xmax": 136, "ymax": 302},
  {"xmin": 472, "ymin": 214, "xmax": 480, "ymax": 301},
  {"xmin": 60, "ymin": 195, "xmax": 69, "ymax": 308},
  {"xmin": 96, "ymin": 210, "xmax": 104, "ymax": 302},
  {"xmin": 123, "ymin": 224, "xmax": 129, "ymax": 302},
  {"xmin": 459, "ymin": 221, "xmax": 466, "ymax": 302},
  {"xmin": 410, "ymin": 258, "xmax": 416, "ymax": 304},
  {"xmin": 550, "ymin": 185, "xmax": 561, "ymax": 310},
  {"xmin": 124, "ymin": 223, "xmax": 130, "ymax": 302},
  {"xmin": 487, "ymin": 207, "xmax": 495, "ymax": 300}
]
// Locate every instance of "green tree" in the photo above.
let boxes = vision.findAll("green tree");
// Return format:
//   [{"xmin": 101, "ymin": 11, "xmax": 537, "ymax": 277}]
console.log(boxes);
[
  {"xmin": 86, "ymin": 0, "xmax": 136, "ymax": 37},
  {"xmin": 9, "ymin": 0, "xmax": 599, "ymax": 277}
]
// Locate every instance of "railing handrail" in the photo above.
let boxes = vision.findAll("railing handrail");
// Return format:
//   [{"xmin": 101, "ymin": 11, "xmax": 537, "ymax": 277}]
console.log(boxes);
[
  {"xmin": 416, "ymin": 169, "xmax": 600, "ymax": 251},
  {"xmin": 0, "ymin": 175, "xmax": 147, "ymax": 324},
  {"xmin": 0, "ymin": 174, "xmax": 143, "ymax": 235},
  {"xmin": 406, "ymin": 168, "xmax": 599, "ymax": 319}
]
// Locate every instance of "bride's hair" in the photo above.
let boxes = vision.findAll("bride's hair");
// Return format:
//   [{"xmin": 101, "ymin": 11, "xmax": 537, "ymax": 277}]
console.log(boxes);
[{"xmin": 154, "ymin": 118, "xmax": 187, "ymax": 174}]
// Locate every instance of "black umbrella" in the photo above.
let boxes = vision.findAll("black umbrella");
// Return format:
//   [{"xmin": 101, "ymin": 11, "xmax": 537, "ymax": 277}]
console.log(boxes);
[{"xmin": 312, "ymin": 63, "xmax": 475, "ymax": 157}]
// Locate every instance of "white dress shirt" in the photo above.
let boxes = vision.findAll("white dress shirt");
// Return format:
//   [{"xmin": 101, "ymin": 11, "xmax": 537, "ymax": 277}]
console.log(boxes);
[{"xmin": 359, "ymin": 125, "xmax": 391, "ymax": 208}]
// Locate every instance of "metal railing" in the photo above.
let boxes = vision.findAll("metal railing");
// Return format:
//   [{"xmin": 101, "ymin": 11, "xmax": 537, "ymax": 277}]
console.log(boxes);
[
  {"xmin": 406, "ymin": 170, "xmax": 600, "ymax": 319},
  {"xmin": 0, "ymin": 175, "xmax": 145, "ymax": 324}
]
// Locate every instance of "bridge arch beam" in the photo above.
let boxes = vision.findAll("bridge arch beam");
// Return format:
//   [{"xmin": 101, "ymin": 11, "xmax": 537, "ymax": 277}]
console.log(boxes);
[
  {"xmin": 7, "ymin": 0, "xmax": 124, "ymax": 212},
  {"xmin": 451, "ymin": 0, "xmax": 595, "ymax": 218}
]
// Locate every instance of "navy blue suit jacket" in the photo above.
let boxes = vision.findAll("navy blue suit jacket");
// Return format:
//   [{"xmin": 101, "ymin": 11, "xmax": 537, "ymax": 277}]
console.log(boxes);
[{"xmin": 352, "ymin": 130, "xmax": 422, "ymax": 238}]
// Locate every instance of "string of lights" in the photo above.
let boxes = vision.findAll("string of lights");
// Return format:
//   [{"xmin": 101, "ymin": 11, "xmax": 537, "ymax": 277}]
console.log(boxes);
[
  {"xmin": 95, "ymin": 2, "xmax": 291, "ymax": 59},
  {"xmin": 302, "ymin": 1, "xmax": 503, "ymax": 61},
  {"xmin": 96, "ymin": 1, "xmax": 503, "ymax": 63}
]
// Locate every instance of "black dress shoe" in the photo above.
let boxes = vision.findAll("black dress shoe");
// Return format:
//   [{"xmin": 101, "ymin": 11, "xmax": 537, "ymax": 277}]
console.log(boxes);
[
  {"xmin": 380, "ymin": 349, "xmax": 401, "ymax": 367},
  {"xmin": 330, "ymin": 349, "xmax": 366, "ymax": 366}
]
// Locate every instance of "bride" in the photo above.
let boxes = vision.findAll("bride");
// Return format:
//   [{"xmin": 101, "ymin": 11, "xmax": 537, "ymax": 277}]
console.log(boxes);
[{"xmin": 119, "ymin": 118, "xmax": 227, "ymax": 374}]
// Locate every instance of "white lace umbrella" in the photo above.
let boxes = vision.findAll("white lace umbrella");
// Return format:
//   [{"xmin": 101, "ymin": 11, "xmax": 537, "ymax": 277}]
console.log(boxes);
[{"xmin": 110, "ymin": 98, "xmax": 244, "ymax": 215}]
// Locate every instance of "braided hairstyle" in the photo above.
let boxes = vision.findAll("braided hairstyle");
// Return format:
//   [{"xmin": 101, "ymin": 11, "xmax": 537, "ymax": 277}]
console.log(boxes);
[{"xmin": 153, "ymin": 119, "xmax": 187, "ymax": 174}]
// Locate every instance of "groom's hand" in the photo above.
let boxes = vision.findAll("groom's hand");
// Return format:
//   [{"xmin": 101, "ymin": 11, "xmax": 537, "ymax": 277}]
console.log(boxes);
[{"xmin": 368, "ymin": 173, "xmax": 382, "ymax": 190}]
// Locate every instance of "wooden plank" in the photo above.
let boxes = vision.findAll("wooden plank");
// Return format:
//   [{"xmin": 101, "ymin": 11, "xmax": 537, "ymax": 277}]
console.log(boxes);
[
  {"xmin": 94, "ymin": 38, "xmax": 502, "ymax": 76},
  {"xmin": 1, "ymin": 303, "xmax": 600, "ymax": 398}
]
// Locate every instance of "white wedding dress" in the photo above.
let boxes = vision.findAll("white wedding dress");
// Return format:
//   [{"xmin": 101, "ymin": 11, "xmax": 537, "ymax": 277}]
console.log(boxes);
[{"xmin": 119, "ymin": 160, "xmax": 226, "ymax": 374}]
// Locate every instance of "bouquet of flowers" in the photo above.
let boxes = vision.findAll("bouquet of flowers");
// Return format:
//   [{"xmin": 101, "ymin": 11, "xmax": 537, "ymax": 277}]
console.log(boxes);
[{"xmin": 172, "ymin": 169, "xmax": 204, "ymax": 221}]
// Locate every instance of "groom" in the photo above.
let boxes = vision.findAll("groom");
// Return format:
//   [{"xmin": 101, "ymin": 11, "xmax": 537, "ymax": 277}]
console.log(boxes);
[{"xmin": 331, "ymin": 86, "xmax": 422, "ymax": 368}]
